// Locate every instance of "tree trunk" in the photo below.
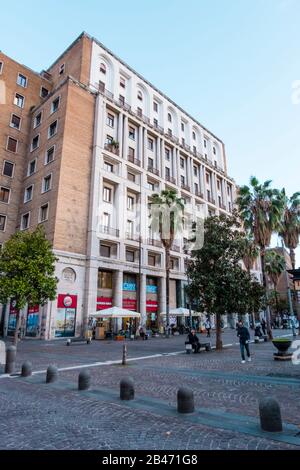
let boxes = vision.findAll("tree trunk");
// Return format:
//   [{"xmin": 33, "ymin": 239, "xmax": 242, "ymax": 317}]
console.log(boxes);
[
  {"xmin": 13, "ymin": 311, "xmax": 21, "ymax": 346},
  {"xmin": 216, "ymin": 313, "xmax": 223, "ymax": 350},
  {"xmin": 290, "ymin": 248, "xmax": 296, "ymax": 270},
  {"xmin": 260, "ymin": 250, "xmax": 273, "ymax": 339},
  {"xmin": 165, "ymin": 247, "xmax": 170, "ymax": 338}
]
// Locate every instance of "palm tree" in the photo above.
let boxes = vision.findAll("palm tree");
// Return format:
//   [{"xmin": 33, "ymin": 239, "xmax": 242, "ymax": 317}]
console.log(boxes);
[
  {"xmin": 149, "ymin": 189, "xmax": 184, "ymax": 335},
  {"xmin": 242, "ymin": 235, "xmax": 260, "ymax": 323},
  {"xmin": 265, "ymin": 249, "xmax": 285, "ymax": 318},
  {"xmin": 279, "ymin": 191, "xmax": 300, "ymax": 269},
  {"xmin": 237, "ymin": 177, "xmax": 285, "ymax": 339}
]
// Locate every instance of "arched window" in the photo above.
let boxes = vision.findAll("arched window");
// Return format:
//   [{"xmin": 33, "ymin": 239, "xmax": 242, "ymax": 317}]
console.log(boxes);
[
  {"xmin": 137, "ymin": 90, "xmax": 143, "ymax": 101},
  {"xmin": 192, "ymin": 131, "xmax": 196, "ymax": 140},
  {"xmin": 168, "ymin": 112, "xmax": 172, "ymax": 123},
  {"xmin": 100, "ymin": 62, "xmax": 106, "ymax": 74}
]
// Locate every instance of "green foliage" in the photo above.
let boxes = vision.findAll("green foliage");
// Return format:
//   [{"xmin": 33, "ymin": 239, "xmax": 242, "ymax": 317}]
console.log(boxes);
[
  {"xmin": 279, "ymin": 190, "xmax": 300, "ymax": 269},
  {"xmin": 265, "ymin": 250, "xmax": 285, "ymax": 287},
  {"xmin": 0, "ymin": 227, "xmax": 58, "ymax": 310}
]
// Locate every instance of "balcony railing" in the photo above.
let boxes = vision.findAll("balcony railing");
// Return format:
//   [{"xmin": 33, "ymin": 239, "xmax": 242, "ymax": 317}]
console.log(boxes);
[
  {"xmin": 153, "ymin": 123, "xmax": 164, "ymax": 134},
  {"xmin": 128, "ymin": 154, "xmax": 141, "ymax": 166},
  {"xmin": 219, "ymin": 202, "xmax": 227, "ymax": 210},
  {"xmin": 126, "ymin": 232, "xmax": 141, "ymax": 242},
  {"xmin": 103, "ymin": 89, "xmax": 114, "ymax": 101},
  {"xmin": 165, "ymin": 175, "xmax": 176, "ymax": 184},
  {"xmin": 104, "ymin": 143, "xmax": 119, "ymax": 156},
  {"xmin": 181, "ymin": 183, "xmax": 190, "ymax": 192},
  {"xmin": 207, "ymin": 195, "xmax": 216, "ymax": 205},
  {"xmin": 195, "ymin": 190, "xmax": 204, "ymax": 199},
  {"xmin": 147, "ymin": 238, "xmax": 162, "ymax": 248},
  {"xmin": 148, "ymin": 166, "xmax": 159, "ymax": 176},
  {"xmin": 99, "ymin": 225, "xmax": 119, "ymax": 237},
  {"xmin": 181, "ymin": 143, "xmax": 191, "ymax": 152}
]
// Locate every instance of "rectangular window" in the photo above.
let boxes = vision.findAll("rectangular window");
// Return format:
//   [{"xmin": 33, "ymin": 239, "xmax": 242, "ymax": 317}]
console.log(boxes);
[
  {"xmin": 99, "ymin": 81, "xmax": 105, "ymax": 93},
  {"xmin": 153, "ymin": 101, "xmax": 158, "ymax": 112},
  {"xmin": 217, "ymin": 179, "xmax": 220, "ymax": 190},
  {"xmin": 42, "ymin": 175, "xmax": 52, "ymax": 193},
  {"xmin": 24, "ymin": 185, "xmax": 33, "ymax": 202},
  {"xmin": 105, "ymin": 135, "xmax": 113, "ymax": 145},
  {"xmin": 7, "ymin": 137, "xmax": 18, "ymax": 153},
  {"xmin": 59, "ymin": 64, "xmax": 65, "ymax": 75},
  {"xmin": 168, "ymin": 128, "xmax": 172, "ymax": 136},
  {"xmin": 165, "ymin": 149, "xmax": 170, "ymax": 160},
  {"xmin": 148, "ymin": 254, "xmax": 156, "ymax": 267},
  {"xmin": 14, "ymin": 93, "xmax": 24, "ymax": 108},
  {"xmin": 119, "ymin": 94, "xmax": 125, "ymax": 105},
  {"xmin": 137, "ymin": 107, "xmax": 142, "ymax": 117},
  {"xmin": 204, "ymin": 139, "xmax": 207, "ymax": 148},
  {"xmin": 45, "ymin": 147, "xmax": 55, "ymax": 164},
  {"xmin": 213, "ymin": 146, "xmax": 216, "ymax": 155},
  {"xmin": 106, "ymin": 113, "xmax": 114, "ymax": 127},
  {"xmin": 218, "ymin": 195, "xmax": 222, "ymax": 207},
  {"xmin": 0, "ymin": 61, "xmax": 3, "ymax": 74},
  {"xmin": 129, "ymin": 127, "xmax": 135, "ymax": 140},
  {"xmin": 165, "ymin": 167, "xmax": 170, "ymax": 178},
  {"xmin": 39, "ymin": 204, "xmax": 49, "ymax": 222},
  {"xmin": 28, "ymin": 159, "xmax": 36, "ymax": 176},
  {"xmin": 181, "ymin": 175, "xmax": 185, "ymax": 186},
  {"xmin": 193, "ymin": 145, "xmax": 197, "ymax": 155},
  {"xmin": 51, "ymin": 97, "xmax": 60, "ymax": 113},
  {"xmin": 31, "ymin": 135, "xmax": 39, "ymax": 151},
  {"xmin": 148, "ymin": 138, "xmax": 154, "ymax": 151},
  {"xmin": 127, "ymin": 172, "xmax": 136, "ymax": 183},
  {"xmin": 3, "ymin": 161, "xmax": 14, "ymax": 177},
  {"xmin": 34, "ymin": 112, "xmax": 42, "ymax": 128},
  {"xmin": 127, "ymin": 220, "xmax": 133, "ymax": 236},
  {"xmin": 17, "ymin": 73, "xmax": 27, "ymax": 87},
  {"xmin": 128, "ymin": 147, "xmax": 135, "ymax": 158},
  {"xmin": 48, "ymin": 121, "xmax": 57, "ymax": 138},
  {"xmin": 98, "ymin": 270, "xmax": 113, "ymax": 288},
  {"xmin": 126, "ymin": 250, "xmax": 135, "ymax": 262},
  {"xmin": 103, "ymin": 187, "xmax": 112, "ymax": 203},
  {"xmin": 181, "ymin": 137, "xmax": 185, "ymax": 145},
  {"xmin": 0, "ymin": 187, "xmax": 10, "ymax": 203},
  {"xmin": 21, "ymin": 213, "xmax": 30, "ymax": 230},
  {"xmin": 120, "ymin": 77, "xmax": 126, "ymax": 88},
  {"xmin": 104, "ymin": 162, "xmax": 113, "ymax": 173},
  {"xmin": 0, "ymin": 215, "xmax": 6, "ymax": 231},
  {"xmin": 40, "ymin": 87, "xmax": 49, "ymax": 98},
  {"xmin": 10, "ymin": 114, "xmax": 21, "ymax": 130},
  {"xmin": 21, "ymin": 212, "xmax": 30, "ymax": 230},
  {"xmin": 153, "ymin": 118, "xmax": 158, "ymax": 128},
  {"xmin": 181, "ymin": 122, "xmax": 185, "ymax": 131},
  {"xmin": 100, "ymin": 244, "xmax": 111, "ymax": 257},
  {"xmin": 148, "ymin": 181, "xmax": 155, "ymax": 191},
  {"xmin": 180, "ymin": 157, "xmax": 185, "ymax": 168},
  {"xmin": 206, "ymin": 173, "xmax": 210, "ymax": 184},
  {"xmin": 194, "ymin": 183, "xmax": 199, "ymax": 194},
  {"xmin": 127, "ymin": 196, "xmax": 134, "ymax": 210},
  {"xmin": 148, "ymin": 157, "xmax": 154, "ymax": 168},
  {"xmin": 103, "ymin": 212, "xmax": 110, "ymax": 227},
  {"xmin": 193, "ymin": 165, "xmax": 197, "ymax": 176}
]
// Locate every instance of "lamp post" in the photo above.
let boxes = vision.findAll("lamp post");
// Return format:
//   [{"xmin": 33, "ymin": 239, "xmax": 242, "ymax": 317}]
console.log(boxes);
[
  {"xmin": 281, "ymin": 240, "xmax": 294, "ymax": 317},
  {"xmin": 186, "ymin": 258, "xmax": 192, "ymax": 330}
]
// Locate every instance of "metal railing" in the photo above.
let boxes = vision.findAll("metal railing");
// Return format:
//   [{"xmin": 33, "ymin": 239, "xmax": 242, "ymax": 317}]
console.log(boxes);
[
  {"xmin": 147, "ymin": 238, "xmax": 162, "ymax": 248},
  {"xmin": 104, "ymin": 143, "xmax": 119, "ymax": 155},
  {"xmin": 148, "ymin": 166, "xmax": 159, "ymax": 176},
  {"xmin": 165, "ymin": 175, "xmax": 176, "ymax": 184},
  {"xmin": 126, "ymin": 232, "xmax": 141, "ymax": 242},
  {"xmin": 181, "ymin": 183, "xmax": 190, "ymax": 192},
  {"xmin": 195, "ymin": 191, "xmax": 204, "ymax": 198},
  {"xmin": 207, "ymin": 195, "xmax": 216, "ymax": 205},
  {"xmin": 128, "ymin": 154, "xmax": 141, "ymax": 166},
  {"xmin": 99, "ymin": 225, "xmax": 120, "ymax": 237}
]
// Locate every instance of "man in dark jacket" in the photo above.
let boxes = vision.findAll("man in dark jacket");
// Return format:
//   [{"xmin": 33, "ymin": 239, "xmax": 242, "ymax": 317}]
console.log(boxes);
[
  {"xmin": 187, "ymin": 329, "xmax": 200, "ymax": 353},
  {"xmin": 237, "ymin": 321, "xmax": 251, "ymax": 363}
]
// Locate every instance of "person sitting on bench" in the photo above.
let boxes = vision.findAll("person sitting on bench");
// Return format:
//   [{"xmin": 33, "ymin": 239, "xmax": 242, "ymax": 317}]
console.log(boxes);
[{"xmin": 187, "ymin": 329, "xmax": 200, "ymax": 353}]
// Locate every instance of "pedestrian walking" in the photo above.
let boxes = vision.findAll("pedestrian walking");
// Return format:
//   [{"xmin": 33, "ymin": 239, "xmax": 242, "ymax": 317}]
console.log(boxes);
[
  {"xmin": 204, "ymin": 317, "xmax": 211, "ymax": 337},
  {"xmin": 237, "ymin": 320, "xmax": 251, "ymax": 363},
  {"xmin": 261, "ymin": 318, "xmax": 266, "ymax": 335},
  {"xmin": 290, "ymin": 314, "xmax": 297, "ymax": 337}
]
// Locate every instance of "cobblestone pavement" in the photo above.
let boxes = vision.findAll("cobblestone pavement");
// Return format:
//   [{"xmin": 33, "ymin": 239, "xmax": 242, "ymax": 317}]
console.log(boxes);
[{"xmin": 0, "ymin": 329, "xmax": 299, "ymax": 450}]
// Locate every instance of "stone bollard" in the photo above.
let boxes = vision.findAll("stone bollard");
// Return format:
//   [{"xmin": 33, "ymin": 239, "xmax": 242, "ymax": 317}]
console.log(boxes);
[
  {"xmin": 177, "ymin": 387, "xmax": 195, "ymax": 414},
  {"xmin": 5, "ymin": 345, "xmax": 16, "ymax": 374},
  {"xmin": 259, "ymin": 398, "xmax": 282, "ymax": 432},
  {"xmin": 78, "ymin": 370, "xmax": 91, "ymax": 391},
  {"xmin": 46, "ymin": 365, "xmax": 58, "ymax": 383},
  {"xmin": 120, "ymin": 378, "xmax": 134, "ymax": 400},
  {"xmin": 21, "ymin": 361, "xmax": 32, "ymax": 377},
  {"xmin": 122, "ymin": 344, "xmax": 127, "ymax": 365}
]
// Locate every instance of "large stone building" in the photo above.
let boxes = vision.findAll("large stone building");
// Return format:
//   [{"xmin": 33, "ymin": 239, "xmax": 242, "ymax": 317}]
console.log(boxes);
[{"xmin": 0, "ymin": 32, "xmax": 236, "ymax": 339}]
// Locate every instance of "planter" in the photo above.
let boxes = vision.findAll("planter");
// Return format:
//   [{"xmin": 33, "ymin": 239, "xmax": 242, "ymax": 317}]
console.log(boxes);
[{"xmin": 272, "ymin": 338, "xmax": 293, "ymax": 361}]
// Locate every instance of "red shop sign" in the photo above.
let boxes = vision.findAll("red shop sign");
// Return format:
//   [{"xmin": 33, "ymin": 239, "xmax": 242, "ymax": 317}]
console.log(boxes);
[
  {"xmin": 10, "ymin": 299, "xmax": 19, "ymax": 315},
  {"xmin": 57, "ymin": 294, "xmax": 77, "ymax": 309},
  {"xmin": 146, "ymin": 300, "xmax": 158, "ymax": 312},
  {"xmin": 28, "ymin": 305, "xmax": 39, "ymax": 314},
  {"xmin": 122, "ymin": 298, "xmax": 137, "ymax": 311},
  {"xmin": 96, "ymin": 297, "xmax": 113, "ymax": 311}
]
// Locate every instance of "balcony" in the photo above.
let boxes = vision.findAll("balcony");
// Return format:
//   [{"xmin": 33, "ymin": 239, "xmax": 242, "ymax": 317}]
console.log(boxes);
[
  {"xmin": 219, "ymin": 202, "xmax": 227, "ymax": 211},
  {"xmin": 165, "ymin": 174, "xmax": 176, "ymax": 184},
  {"xmin": 195, "ymin": 190, "xmax": 204, "ymax": 199},
  {"xmin": 126, "ymin": 232, "xmax": 141, "ymax": 242},
  {"xmin": 99, "ymin": 225, "xmax": 120, "ymax": 237},
  {"xmin": 207, "ymin": 195, "xmax": 216, "ymax": 205},
  {"xmin": 171, "ymin": 244, "xmax": 180, "ymax": 253},
  {"xmin": 181, "ymin": 183, "xmax": 190, "ymax": 192},
  {"xmin": 147, "ymin": 238, "xmax": 162, "ymax": 248},
  {"xmin": 148, "ymin": 166, "xmax": 159, "ymax": 176},
  {"xmin": 104, "ymin": 143, "xmax": 119, "ymax": 156},
  {"xmin": 153, "ymin": 122, "xmax": 164, "ymax": 134},
  {"xmin": 128, "ymin": 154, "xmax": 141, "ymax": 166},
  {"xmin": 115, "ymin": 98, "xmax": 131, "ymax": 112},
  {"xmin": 181, "ymin": 142, "xmax": 191, "ymax": 153}
]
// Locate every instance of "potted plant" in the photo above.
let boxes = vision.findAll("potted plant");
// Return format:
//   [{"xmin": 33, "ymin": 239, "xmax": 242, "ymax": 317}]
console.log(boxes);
[{"xmin": 272, "ymin": 337, "xmax": 293, "ymax": 360}]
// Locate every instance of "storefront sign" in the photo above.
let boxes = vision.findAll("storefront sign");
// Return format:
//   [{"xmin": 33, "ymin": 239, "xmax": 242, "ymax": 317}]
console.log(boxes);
[
  {"xmin": 122, "ymin": 298, "xmax": 137, "ymax": 311},
  {"xmin": 96, "ymin": 296, "xmax": 113, "ymax": 311},
  {"xmin": 57, "ymin": 294, "xmax": 77, "ymax": 309},
  {"xmin": 146, "ymin": 285, "xmax": 157, "ymax": 294},
  {"xmin": 55, "ymin": 294, "xmax": 77, "ymax": 337},
  {"xmin": 123, "ymin": 282, "xmax": 136, "ymax": 291},
  {"xmin": 146, "ymin": 300, "xmax": 158, "ymax": 312}
]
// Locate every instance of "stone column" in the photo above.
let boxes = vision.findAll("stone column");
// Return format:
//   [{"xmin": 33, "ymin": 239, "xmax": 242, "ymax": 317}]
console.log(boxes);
[
  {"xmin": 113, "ymin": 270, "xmax": 123, "ymax": 308},
  {"xmin": 118, "ymin": 113, "xmax": 123, "ymax": 159},
  {"xmin": 176, "ymin": 149, "xmax": 181, "ymax": 186},
  {"xmin": 123, "ymin": 115, "xmax": 128, "ymax": 162},
  {"xmin": 138, "ymin": 125, "xmax": 143, "ymax": 166},
  {"xmin": 159, "ymin": 276, "xmax": 166, "ymax": 315}
]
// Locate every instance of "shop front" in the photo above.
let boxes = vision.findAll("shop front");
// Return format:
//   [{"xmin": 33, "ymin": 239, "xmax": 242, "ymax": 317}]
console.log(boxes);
[
  {"xmin": 7, "ymin": 299, "xmax": 18, "ymax": 337},
  {"xmin": 26, "ymin": 305, "xmax": 40, "ymax": 337},
  {"xmin": 55, "ymin": 294, "xmax": 77, "ymax": 338},
  {"xmin": 122, "ymin": 274, "xmax": 138, "ymax": 334},
  {"xmin": 146, "ymin": 277, "xmax": 159, "ymax": 330}
]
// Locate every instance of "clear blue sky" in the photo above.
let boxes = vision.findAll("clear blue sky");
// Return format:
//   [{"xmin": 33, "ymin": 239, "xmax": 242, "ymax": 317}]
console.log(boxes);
[{"xmin": 1, "ymin": 0, "xmax": 299, "ymax": 263}]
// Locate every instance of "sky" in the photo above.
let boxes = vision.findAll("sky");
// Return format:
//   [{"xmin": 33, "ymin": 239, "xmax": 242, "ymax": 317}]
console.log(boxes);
[{"xmin": 1, "ymin": 0, "xmax": 299, "ymax": 263}]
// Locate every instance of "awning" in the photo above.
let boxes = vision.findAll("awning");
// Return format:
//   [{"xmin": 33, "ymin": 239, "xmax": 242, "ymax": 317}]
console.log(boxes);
[{"xmin": 88, "ymin": 306, "xmax": 141, "ymax": 319}]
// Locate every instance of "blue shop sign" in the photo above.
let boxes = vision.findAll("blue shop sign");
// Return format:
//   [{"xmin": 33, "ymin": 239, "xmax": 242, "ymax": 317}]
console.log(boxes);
[
  {"xmin": 146, "ymin": 285, "xmax": 157, "ymax": 294},
  {"xmin": 123, "ymin": 282, "xmax": 136, "ymax": 291}
]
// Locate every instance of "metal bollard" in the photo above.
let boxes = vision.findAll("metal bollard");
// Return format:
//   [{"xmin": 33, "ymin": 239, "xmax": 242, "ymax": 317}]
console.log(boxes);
[
  {"xmin": 5, "ymin": 345, "xmax": 16, "ymax": 374},
  {"xmin": 122, "ymin": 344, "xmax": 127, "ymax": 365},
  {"xmin": 259, "ymin": 398, "xmax": 282, "ymax": 432},
  {"xmin": 120, "ymin": 378, "xmax": 134, "ymax": 400},
  {"xmin": 46, "ymin": 365, "xmax": 58, "ymax": 383},
  {"xmin": 78, "ymin": 370, "xmax": 91, "ymax": 391},
  {"xmin": 177, "ymin": 387, "xmax": 195, "ymax": 414},
  {"xmin": 21, "ymin": 361, "xmax": 32, "ymax": 377}
]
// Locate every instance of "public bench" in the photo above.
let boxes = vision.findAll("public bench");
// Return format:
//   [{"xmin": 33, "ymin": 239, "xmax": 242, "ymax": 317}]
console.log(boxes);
[{"xmin": 185, "ymin": 341, "xmax": 212, "ymax": 354}]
